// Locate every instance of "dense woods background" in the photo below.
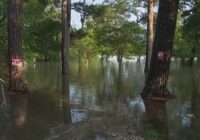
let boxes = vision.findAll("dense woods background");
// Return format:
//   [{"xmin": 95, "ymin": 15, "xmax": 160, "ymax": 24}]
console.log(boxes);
[{"xmin": 0, "ymin": 0, "xmax": 199, "ymax": 64}]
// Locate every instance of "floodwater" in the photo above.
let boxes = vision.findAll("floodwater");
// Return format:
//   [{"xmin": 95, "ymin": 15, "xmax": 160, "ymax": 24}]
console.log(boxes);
[{"xmin": 0, "ymin": 58, "xmax": 200, "ymax": 140}]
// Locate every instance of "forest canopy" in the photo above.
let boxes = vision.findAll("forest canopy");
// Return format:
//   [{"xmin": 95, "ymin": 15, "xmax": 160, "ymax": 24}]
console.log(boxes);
[{"xmin": 0, "ymin": 0, "xmax": 199, "ymax": 64}]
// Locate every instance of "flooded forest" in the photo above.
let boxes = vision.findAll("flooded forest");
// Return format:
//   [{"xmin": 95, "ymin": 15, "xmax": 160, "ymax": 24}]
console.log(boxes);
[{"xmin": 0, "ymin": 0, "xmax": 200, "ymax": 140}]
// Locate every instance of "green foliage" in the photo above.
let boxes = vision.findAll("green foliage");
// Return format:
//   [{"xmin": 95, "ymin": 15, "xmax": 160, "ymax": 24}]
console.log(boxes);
[
  {"xmin": 0, "ymin": 0, "xmax": 147, "ymax": 63},
  {"xmin": 0, "ymin": 0, "xmax": 7, "ymax": 68},
  {"xmin": 71, "ymin": 0, "xmax": 146, "ymax": 62},
  {"xmin": 71, "ymin": 25, "xmax": 98, "ymax": 62},
  {"xmin": 91, "ymin": 0, "xmax": 146, "ymax": 58},
  {"xmin": 183, "ymin": 1, "xmax": 200, "ymax": 43},
  {"xmin": 173, "ymin": 1, "xmax": 200, "ymax": 60},
  {"xmin": 2, "ymin": 0, "xmax": 199, "ymax": 63},
  {"xmin": 23, "ymin": 0, "xmax": 61, "ymax": 61},
  {"xmin": 0, "ymin": 0, "xmax": 7, "ymax": 49},
  {"xmin": 173, "ymin": 27, "xmax": 191, "ymax": 58},
  {"xmin": 95, "ymin": 21, "xmax": 145, "ymax": 56}
]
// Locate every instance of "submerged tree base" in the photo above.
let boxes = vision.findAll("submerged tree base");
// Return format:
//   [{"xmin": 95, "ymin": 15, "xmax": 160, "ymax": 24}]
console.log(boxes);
[
  {"xmin": 141, "ymin": 90, "xmax": 176, "ymax": 101},
  {"xmin": 145, "ymin": 95, "xmax": 176, "ymax": 101}
]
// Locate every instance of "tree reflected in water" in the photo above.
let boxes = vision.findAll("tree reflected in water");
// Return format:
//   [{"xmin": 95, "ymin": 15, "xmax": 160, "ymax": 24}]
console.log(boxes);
[
  {"xmin": 61, "ymin": 75, "xmax": 71, "ymax": 124},
  {"xmin": 10, "ymin": 95, "xmax": 28, "ymax": 128},
  {"xmin": 9, "ymin": 95, "xmax": 28, "ymax": 140},
  {"xmin": 143, "ymin": 99, "xmax": 168, "ymax": 140}
]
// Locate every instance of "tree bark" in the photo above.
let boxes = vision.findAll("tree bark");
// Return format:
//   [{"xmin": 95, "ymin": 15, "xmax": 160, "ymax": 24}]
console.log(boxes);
[
  {"xmin": 61, "ymin": 0, "xmax": 71, "ymax": 122},
  {"xmin": 142, "ymin": 0, "xmax": 179, "ymax": 98},
  {"xmin": 61, "ymin": 0, "xmax": 71, "ymax": 75},
  {"xmin": 8, "ymin": 0, "xmax": 27, "ymax": 92},
  {"xmin": 144, "ymin": 0, "xmax": 154, "ymax": 73}
]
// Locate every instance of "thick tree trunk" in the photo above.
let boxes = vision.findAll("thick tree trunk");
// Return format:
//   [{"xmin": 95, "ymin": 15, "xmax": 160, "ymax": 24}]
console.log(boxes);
[
  {"xmin": 144, "ymin": 0, "xmax": 154, "ymax": 73},
  {"xmin": 8, "ymin": 0, "xmax": 27, "ymax": 92},
  {"xmin": 61, "ymin": 0, "xmax": 71, "ymax": 75},
  {"xmin": 142, "ymin": 0, "xmax": 179, "ymax": 98}
]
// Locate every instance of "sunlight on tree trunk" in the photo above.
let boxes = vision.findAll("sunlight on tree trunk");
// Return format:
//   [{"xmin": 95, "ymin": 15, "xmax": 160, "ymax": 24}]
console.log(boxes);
[{"xmin": 145, "ymin": 0, "xmax": 154, "ymax": 74}]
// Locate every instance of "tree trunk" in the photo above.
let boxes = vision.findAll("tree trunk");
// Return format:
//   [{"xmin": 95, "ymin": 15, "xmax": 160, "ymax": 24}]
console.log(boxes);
[
  {"xmin": 142, "ymin": 0, "xmax": 179, "ymax": 98},
  {"xmin": 144, "ymin": 0, "xmax": 154, "ymax": 73},
  {"xmin": 189, "ymin": 46, "xmax": 196, "ymax": 66},
  {"xmin": 117, "ymin": 49, "xmax": 123, "ymax": 72},
  {"xmin": 197, "ymin": 42, "xmax": 200, "ymax": 67},
  {"xmin": 61, "ymin": 0, "xmax": 71, "ymax": 75},
  {"xmin": 8, "ymin": 0, "xmax": 27, "ymax": 92},
  {"xmin": 101, "ymin": 59, "xmax": 106, "ymax": 95},
  {"xmin": 137, "ymin": 55, "xmax": 141, "ymax": 63},
  {"xmin": 198, "ymin": 49, "xmax": 200, "ymax": 66},
  {"xmin": 181, "ymin": 57, "xmax": 185, "ymax": 65},
  {"xmin": 101, "ymin": 52, "xmax": 104, "ymax": 62}
]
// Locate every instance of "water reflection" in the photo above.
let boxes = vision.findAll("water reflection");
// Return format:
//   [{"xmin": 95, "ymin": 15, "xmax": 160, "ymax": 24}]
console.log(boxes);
[
  {"xmin": 144, "ymin": 99, "xmax": 168, "ymax": 140},
  {"xmin": 0, "ymin": 95, "xmax": 28, "ymax": 140},
  {"xmin": 0, "ymin": 102, "xmax": 14, "ymax": 140},
  {"xmin": 10, "ymin": 95, "xmax": 28, "ymax": 140},
  {"xmin": 61, "ymin": 75, "xmax": 71, "ymax": 124},
  {"xmin": 0, "ymin": 60, "xmax": 200, "ymax": 140},
  {"xmin": 191, "ymin": 73, "xmax": 200, "ymax": 133},
  {"xmin": 10, "ymin": 95, "xmax": 28, "ymax": 128},
  {"xmin": 173, "ymin": 71, "xmax": 200, "ymax": 140}
]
